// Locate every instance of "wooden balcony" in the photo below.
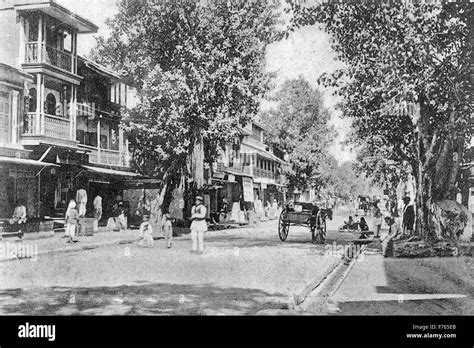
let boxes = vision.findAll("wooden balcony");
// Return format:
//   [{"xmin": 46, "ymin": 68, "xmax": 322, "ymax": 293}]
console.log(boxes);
[
  {"xmin": 87, "ymin": 147, "xmax": 130, "ymax": 168},
  {"xmin": 253, "ymin": 167, "xmax": 276, "ymax": 180},
  {"xmin": 24, "ymin": 42, "xmax": 76, "ymax": 75},
  {"xmin": 22, "ymin": 112, "xmax": 72, "ymax": 145}
]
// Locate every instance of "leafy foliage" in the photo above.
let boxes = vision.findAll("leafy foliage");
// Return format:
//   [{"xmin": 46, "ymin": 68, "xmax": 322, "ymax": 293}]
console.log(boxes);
[
  {"xmin": 329, "ymin": 161, "xmax": 373, "ymax": 201},
  {"xmin": 92, "ymin": 0, "xmax": 278, "ymax": 184},
  {"xmin": 260, "ymin": 77, "xmax": 336, "ymax": 192},
  {"xmin": 285, "ymin": 2, "xmax": 472, "ymax": 238},
  {"xmin": 289, "ymin": 2, "xmax": 471, "ymax": 186}
]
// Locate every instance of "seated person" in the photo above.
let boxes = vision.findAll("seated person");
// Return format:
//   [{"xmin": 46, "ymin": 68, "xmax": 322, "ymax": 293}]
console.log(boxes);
[
  {"xmin": 286, "ymin": 200, "xmax": 295, "ymax": 212},
  {"xmin": 358, "ymin": 217, "xmax": 369, "ymax": 232},
  {"xmin": 340, "ymin": 216, "xmax": 357, "ymax": 230},
  {"xmin": 358, "ymin": 217, "xmax": 371, "ymax": 239},
  {"xmin": 8, "ymin": 201, "xmax": 27, "ymax": 236}
]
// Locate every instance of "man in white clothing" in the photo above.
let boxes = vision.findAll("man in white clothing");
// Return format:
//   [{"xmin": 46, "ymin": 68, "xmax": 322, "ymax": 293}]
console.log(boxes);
[{"xmin": 190, "ymin": 196, "xmax": 207, "ymax": 254}]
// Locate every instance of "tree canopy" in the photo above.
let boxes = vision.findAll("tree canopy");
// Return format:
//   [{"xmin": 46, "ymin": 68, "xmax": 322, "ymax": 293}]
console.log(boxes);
[
  {"xmin": 260, "ymin": 77, "xmax": 336, "ymax": 193},
  {"xmin": 287, "ymin": 2, "xmax": 472, "ymax": 239},
  {"xmin": 92, "ymin": 0, "xmax": 278, "ymax": 187}
]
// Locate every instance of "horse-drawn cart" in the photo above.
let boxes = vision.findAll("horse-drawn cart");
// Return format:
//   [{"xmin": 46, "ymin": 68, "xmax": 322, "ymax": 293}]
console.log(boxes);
[{"xmin": 278, "ymin": 202, "xmax": 332, "ymax": 244}]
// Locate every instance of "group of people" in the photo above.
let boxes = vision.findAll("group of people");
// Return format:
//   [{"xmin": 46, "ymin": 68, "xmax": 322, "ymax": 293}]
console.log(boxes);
[
  {"xmin": 136, "ymin": 195, "xmax": 207, "ymax": 254},
  {"xmin": 63, "ymin": 189, "xmax": 128, "ymax": 243},
  {"xmin": 64, "ymin": 189, "xmax": 100, "ymax": 243},
  {"xmin": 340, "ymin": 196, "xmax": 416, "ymax": 256}
]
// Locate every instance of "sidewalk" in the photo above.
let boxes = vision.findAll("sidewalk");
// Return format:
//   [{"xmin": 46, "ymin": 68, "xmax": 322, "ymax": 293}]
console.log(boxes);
[
  {"xmin": 326, "ymin": 240, "xmax": 474, "ymax": 315},
  {"xmin": 1, "ymin": 229, "xmax": 140, "ymax": 261}
]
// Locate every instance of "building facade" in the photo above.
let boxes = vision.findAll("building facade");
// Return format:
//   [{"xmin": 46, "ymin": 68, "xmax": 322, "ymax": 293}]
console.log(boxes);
[
  {"xmin": 205, "ymin": 121, "xmax": 287, "ymax": 221},
  {"xmin": 0, "ymin": 0, "xmax": 139, "ymax": 223}
]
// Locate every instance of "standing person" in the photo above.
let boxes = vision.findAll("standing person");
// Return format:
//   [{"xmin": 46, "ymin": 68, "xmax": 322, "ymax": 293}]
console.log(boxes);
[
  {"xmin": 76, "ymin": 188, "xmax": 87, "ymax": 236},
  {"xmin": 114, "ymin": 201, "xmax": 126, "ymax": 232},
  {"xmin": 92, "ymin": 194, "xmax": 102, "ymax": 234},
  {"xmin": 163, "ymin": 212, "xmax": 173, "ymax": 249},
  {"xmin": 371, "ymin": 202, "xmax": 383, "ymax": 238},
  {"xmin": 65, "ymin": 200, "xmax": 79, "ymax": 243},
  {"xmin": 382, "ymin": 216, "xmax": 403, "ymax": 257},
  {"xmin": 402, "ymin": 196, "xmax": 415, "ymax": 236},
  {"xmin": 190, "ymin": 196, "xmax": 207, "ymax": 254}
]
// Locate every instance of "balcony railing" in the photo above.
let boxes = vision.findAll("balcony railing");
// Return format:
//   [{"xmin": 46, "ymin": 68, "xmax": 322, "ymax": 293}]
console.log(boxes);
[
  {"xmin": 23, "ymin": 112, "xmax": 70, "ymax": 140},
  {"xmin": 77, "ymin": 102, "xmax": 120, "ymax": 119},
  {"xmin": 25, "ymin": 42, "xmax": 74, "ymax": 73},
  {"xmin": 88, "ymin": 147, "xmax": 130, "ymax": 167},
  {"xmin": 253, "ymin": 168, "xmax": 275, "ymax": 180}
]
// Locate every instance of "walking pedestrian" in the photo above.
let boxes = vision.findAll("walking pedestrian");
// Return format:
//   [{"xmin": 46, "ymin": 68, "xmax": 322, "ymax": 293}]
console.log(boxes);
[
  {"xmin": 381, "ymin": 216, "xmax": 403, "ymax": 257},
  {"xmin": 65, "ymin": 200, "xmax": 79, "ymax": 243},
  {"xmin": 92, "ymin": 194, "xmax": 102, "ymax": 234},
  {"xmin": 137, "ymin": 212, "xmax": 153, "ymax": 248},
  {"xmin": 371, "ymin": 202, "xmax": 383, "ymax": 238},
  {"xmin": 163, "ymin": 212, "xmax": 173, "ymax": 249},
  {"xmin": 190, "ymin": 196, "xmax": 207, "ymax": 254},
  {"xmin": 76, "ymin": 188, "xmax": 87, "ymax": 236}
]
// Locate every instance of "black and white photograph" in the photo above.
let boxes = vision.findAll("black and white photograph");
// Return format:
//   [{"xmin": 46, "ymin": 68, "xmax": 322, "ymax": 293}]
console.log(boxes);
[{"xmin": 0, "ymin": 0, "xmax": 472, "ymax": 345}]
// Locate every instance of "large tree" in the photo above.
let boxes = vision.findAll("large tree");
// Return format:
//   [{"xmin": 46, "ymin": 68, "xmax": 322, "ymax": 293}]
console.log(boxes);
[
  {"xmin": 286, "ymin": 2, "xmax": 472, "ymax": 241},
  {"xmin": 92, "ymin": 1, "xmax": 277, "ymax": 221},
  {"xmin": 260, "ymin": 77, "xmax": 336, "ymax": 194}
]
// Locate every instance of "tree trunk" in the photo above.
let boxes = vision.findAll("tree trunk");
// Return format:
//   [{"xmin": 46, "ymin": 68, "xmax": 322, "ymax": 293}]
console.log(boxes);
[
  {"xmin": 182, "ymin": 132, "xmax": 206, "ymax": 225},
  {"xmin": 149, "ymin": 171, "xmax": 176, "ymax": 236},
  {"xmin": 412, "ymin": 103, "xmax": 464, "ymax": 243}
]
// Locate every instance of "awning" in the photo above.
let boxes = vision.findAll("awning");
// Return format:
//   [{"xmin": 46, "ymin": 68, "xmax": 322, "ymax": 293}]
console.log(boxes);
[
  {"xmin": 15, "ymin": 1, "xmax": 98, "ymax": 34},
  {"xmin": 83, "ymin": 165, "xmax": 141, "ymax": 177},
  {"xmin": 223, "ymin": 167, "xmax": 253, "ymax": 178},
  {"xmin": 0, "ymin": 156, "xmax": 58, "ymax": 167}
]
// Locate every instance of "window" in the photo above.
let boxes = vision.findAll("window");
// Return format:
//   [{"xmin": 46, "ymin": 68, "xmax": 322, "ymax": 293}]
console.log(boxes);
[
  {"xmin": 29, "ymin": 88, "xmax": 37, "ymax": 112},
  {"xmin": 45, "ymin": 93, "xmax": 56, "ymax": 115},
  {"xmin": 28, "ymin": 17, "xmax": 39, "ymax": 42}
]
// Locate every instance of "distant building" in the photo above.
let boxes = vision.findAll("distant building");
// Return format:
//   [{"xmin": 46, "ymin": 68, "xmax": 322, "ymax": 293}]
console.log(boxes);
[{"xmin": 205, "ymin": 120, "xmax": 287, "ymax": 220}]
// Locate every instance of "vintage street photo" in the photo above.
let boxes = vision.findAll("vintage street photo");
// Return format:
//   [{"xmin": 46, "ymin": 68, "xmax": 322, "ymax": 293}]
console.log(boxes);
[{"xmin": 0, "ymin": 0, "xmax": 472, "ymax": 321}]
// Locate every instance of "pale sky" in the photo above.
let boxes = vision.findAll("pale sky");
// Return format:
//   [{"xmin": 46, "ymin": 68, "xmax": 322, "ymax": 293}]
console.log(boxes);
[{"xmin": 56, "ymin": 0, "xmax": 355, "ymax": 164}]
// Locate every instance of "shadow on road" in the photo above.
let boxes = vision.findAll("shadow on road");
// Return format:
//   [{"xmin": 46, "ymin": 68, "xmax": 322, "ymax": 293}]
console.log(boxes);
[
  {"xmin": 206, "ymin": 230, "xmax": 355, "ymax": 250},
  {"xmin": 0, "ymin": 282, "xmax": 288, "ymax": 315}
]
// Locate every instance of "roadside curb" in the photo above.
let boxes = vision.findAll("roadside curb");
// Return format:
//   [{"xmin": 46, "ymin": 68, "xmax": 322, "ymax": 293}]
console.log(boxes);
[
  {"xmin": 0, "ymin": 236, "xmax": 140, "ymax": 263},
  {"xmin": 37, "ymin": 237, "xmax": 140, "ymax": 258},
  {"xmin": 297, "ymin": 243, "xmax": 369, "ymax": 313},
  {"xmin": 292, "ymin": 257, "xmax": 342, "ymax": 307}
]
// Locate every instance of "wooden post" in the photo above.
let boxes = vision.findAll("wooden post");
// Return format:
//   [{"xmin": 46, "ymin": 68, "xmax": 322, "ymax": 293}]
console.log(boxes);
[
  {"xmin": 11, "ymin": 90, "xmax": 19, "ymax": 144},
  {"xmin": 97, "ymin": 117, "xmax": 101, "ymax": 163},
  {"xmin": 69, "ymin": 84, "xmax": 75, "ymax": 140},
  {"xmin": 119, "ymin": 127, "xmax": 124, "ymax": 165},
  {"xmin": 18, "ymin": 16, "xmax": 25, "ymax": 67},
  {"xmin": 38, "ymin": 15, "xmax": 43, "ymax": 62},
  {"xmin": 36, "ymin": 73, "xmax": 41, "ymax": 134}
]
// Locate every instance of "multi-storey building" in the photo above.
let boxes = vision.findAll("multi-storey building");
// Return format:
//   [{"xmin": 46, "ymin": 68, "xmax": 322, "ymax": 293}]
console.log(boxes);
[
  {"xmin": 0, "ymin": 0, "xmax": 139, "ymax": 222},
  {"xmin": 207, "ymin": 120, "xmax": 287, "ymax": 219}
]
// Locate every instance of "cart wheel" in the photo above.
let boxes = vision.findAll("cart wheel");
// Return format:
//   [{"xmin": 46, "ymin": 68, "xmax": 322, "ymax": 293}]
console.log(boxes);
[
  {"xmin": 313, "ymin": 211, "xmax": 326, "ymax": 244},
  {"xmin": 278, "ymin": 209, "xmax": 289, "ymax": 241}
]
